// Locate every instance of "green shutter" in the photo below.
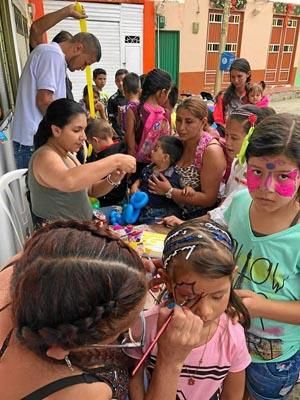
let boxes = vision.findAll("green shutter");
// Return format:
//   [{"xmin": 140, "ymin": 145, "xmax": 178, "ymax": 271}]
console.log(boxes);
[{"xmin": 155, "ymin": 30, "xmax": 180, "ymax": 86}]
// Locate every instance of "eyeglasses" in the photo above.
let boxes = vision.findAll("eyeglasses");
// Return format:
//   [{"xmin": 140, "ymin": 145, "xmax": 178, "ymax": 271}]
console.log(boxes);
[{"xmin": 76, "ymin": 311, "xmax": 146, "ymax": 350}]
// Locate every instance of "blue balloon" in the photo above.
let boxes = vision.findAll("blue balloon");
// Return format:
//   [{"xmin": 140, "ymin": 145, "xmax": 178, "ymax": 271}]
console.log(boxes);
[
  {"xmin": 109, "ymin": 192, "xmax": 149, "ymax": 226},
  {"xmin": 123, "ymin": 192, "xmax": 149, "ymax": 224}
]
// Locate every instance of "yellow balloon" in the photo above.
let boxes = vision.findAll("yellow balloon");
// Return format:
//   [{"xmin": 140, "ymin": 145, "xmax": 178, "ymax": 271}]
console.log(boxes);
[{"xmin": 75, "ymin": 2, "xmax": 95, "ymax": 118}]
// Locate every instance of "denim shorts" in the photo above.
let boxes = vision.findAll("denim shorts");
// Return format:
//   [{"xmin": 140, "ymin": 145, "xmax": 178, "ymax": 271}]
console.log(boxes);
[{"xmin": 246, "ymin": 351, "xmax": 300, "ymax": 400}]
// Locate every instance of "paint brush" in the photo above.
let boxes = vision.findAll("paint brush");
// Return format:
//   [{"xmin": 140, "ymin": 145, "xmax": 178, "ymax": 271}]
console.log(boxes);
[{"xmin": 131, "ymin": 300, "xmax": 188, "ymax": 377}]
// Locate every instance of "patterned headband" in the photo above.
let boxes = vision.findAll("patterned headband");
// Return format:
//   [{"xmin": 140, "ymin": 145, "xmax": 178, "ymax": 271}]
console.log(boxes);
[{"xmin": 163, "ymin": 224, "xmax": 235, "ymax": 268}]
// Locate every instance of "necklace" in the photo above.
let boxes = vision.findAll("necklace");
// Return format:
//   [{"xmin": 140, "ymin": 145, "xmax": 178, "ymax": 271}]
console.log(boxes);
[{"xmin": 187, "ymin": 324, "xmax": 211, "ymax": 386}]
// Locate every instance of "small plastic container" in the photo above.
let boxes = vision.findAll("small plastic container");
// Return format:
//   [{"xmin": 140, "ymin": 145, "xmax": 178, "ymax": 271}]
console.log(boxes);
[{"xmin": 93, "ymin": 209, "xmax": 107, "ymax": 226}]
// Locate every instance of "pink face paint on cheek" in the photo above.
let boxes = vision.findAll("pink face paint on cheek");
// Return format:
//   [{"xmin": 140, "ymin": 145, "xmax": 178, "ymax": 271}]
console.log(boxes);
[
  {"xmin": 274, "ymin": 168, "xmax": 299, "ymax": 197},
  {"xmin": 246, "ymin": 167, "xmax": 262, "ymax": 193}
]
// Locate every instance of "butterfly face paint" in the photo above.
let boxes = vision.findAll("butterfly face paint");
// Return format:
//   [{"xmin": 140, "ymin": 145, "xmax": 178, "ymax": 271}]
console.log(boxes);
[
  {"xmin": 247, "ymin": 164, "xmax": 299, "ymax": 197},
  {"xmin": 274, "ymin": 168, "xmax": 299, "ymax": 197}
]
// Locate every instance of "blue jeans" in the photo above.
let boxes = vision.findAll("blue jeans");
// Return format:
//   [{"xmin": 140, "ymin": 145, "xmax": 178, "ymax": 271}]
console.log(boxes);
[
  {"xmin": 13, "ymin": 141, "xmax": 34, "ymax": 169},
  {"xmin": 246, "ymin": 351, "xmax": 300, "ymax": 400}
]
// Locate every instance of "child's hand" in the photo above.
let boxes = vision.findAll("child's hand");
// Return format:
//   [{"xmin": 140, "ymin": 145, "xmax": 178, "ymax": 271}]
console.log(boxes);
[
  {"xmin": 148, "ymin": 173, "xmax": 171, "ymax": 196},
  {"xmin": 130, "ymin": 180, "xmax": 140, "ymax": 195},
  {"xmin": 162, "ymin": 215, "xmax": 184, "ymax": 227},
  {"xmin": 182, "ymin": 186, "xmax": 196, "ymax": 197},
  {"xmin": 235, "ymin": 289, "xmax": 265, "ymax": 319},
  {"xmin": 117, "ymin": 106, "xmax": 124, "ymax": 125},
  {"xmin": 95, "ymin": 100, "xmax": 104, "ymax": 112},
  {"xmin": 130, "ymin": 186, "xmax": 139, "ymax": 195}
]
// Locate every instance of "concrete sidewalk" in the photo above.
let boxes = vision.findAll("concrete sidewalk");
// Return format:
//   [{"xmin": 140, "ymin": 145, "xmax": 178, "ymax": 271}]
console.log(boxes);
[{"xmin": 266, "ymin": 85, "xmax": 300, "ymax": 102}]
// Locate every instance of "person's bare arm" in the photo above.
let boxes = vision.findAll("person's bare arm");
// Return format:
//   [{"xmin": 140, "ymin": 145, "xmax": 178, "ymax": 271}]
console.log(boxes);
[
  {"xmin": 34, "ymin": 150, "xmax": 136, "ymax": 193},
  {"xmin": 220, "ymin": 371, "xmax": 246, "ymax": 400},
  {"xmin": 131, "ymin": 179, "xmax": 141, "ymax": 194},
  {"xmin": 236, "ymin": 290, "xmax": 300, "ymax": 324},
  {"xmin": 129, "ymin": 366, "xmax": 145, "ymax": 400},
  {"xmin": 36, "ymin": 89, "xmax": 54, "ymax": 115},
  {"xmin": 30, "ymin": 4, "xmax": 86, "ymax": 49},
  {"xmin": 95, "ymin": 101, "xmax": 107, "ymax": 120},
  {"xmin": 124, "ymin": 108, "xmax": 136, "ymax": 157},
  {"xmin": 89, "ymin": 169, "xmax": 126, "ymax": 198}
]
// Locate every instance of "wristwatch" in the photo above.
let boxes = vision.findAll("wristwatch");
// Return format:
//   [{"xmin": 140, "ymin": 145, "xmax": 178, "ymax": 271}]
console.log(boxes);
[{"xmin": 165, "ymin": 187, "xmax": 174, "ymax": 199}]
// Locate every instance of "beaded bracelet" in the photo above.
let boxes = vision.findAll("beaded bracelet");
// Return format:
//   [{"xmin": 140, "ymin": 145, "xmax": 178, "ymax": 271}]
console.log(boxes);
[{"xmin": 107, "ymin": 174, "xmax": 121, "ymax": 187}]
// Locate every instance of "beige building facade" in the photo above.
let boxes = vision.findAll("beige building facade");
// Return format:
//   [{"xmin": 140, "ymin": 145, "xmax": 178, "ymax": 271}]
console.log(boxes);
[{"xmin": 155, "ymin": 0, "xmax": 300, "ymax": 94}]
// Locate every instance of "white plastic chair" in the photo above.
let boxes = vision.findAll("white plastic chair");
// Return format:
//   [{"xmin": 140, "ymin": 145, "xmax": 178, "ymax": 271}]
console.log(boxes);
[{"xmin": 0, "ymin": 168, "xmax": 33, "ymax": 250}]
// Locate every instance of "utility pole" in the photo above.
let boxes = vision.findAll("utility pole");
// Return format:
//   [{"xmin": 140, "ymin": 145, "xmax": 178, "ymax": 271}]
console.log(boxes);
[{"xmin": 214, "ymin": 0, "xmax": 231, "ymax": 96}]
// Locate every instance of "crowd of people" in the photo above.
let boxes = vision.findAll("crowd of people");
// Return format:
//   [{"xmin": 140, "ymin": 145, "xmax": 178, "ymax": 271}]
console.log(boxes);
[{"xmin": 1, "ymin": 3, "xmax": 300, "ymax": 400}]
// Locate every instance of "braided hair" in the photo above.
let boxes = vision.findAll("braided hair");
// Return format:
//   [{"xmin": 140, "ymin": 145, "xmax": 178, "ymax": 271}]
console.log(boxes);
[
  {"xmin": 162, "ymin": 219, "xmax": 250, "ymax": 329},
  {"xmin": 11, "ymin": 221, "xmax": 147, "ymax": 364}
]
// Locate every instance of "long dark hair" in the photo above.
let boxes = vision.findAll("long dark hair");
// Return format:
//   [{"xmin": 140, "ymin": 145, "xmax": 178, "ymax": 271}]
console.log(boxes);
[
  {"xmin": 34, "ymin": 98, "xmax": 86, "ymax": 150},
  {"xmin": 223, "ymin": 58, "xmax": 251, "ymax": 110},
  {"xmin": 11, "ymin": 221, "xmax": 147, "ymax": 362},
  {"xmin": 162, "ymin": 219, "xmax": 250, "ymax": 329},
  {"xmin": 135, "ymin": 68, "xmax": 172, "ymax": 143}
]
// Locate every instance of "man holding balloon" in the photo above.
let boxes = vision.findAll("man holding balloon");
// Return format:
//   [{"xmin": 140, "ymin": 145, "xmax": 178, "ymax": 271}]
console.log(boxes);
[{"xmin": 11, "ymin": 4, "xmax": 101, "ymax": 169}]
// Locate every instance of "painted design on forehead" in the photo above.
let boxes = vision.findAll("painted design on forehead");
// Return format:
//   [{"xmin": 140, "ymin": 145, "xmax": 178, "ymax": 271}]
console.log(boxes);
[
  {"xmin": 260, "ymin": 157, "xmax": 286, "ymax": 167},
  {"xmin": 266, "ymin": 163, "xmax": 276, "ymax": 170},
  {"xmin": 173, "ymin": 281, "xmax": 206, "ymax": 303}
]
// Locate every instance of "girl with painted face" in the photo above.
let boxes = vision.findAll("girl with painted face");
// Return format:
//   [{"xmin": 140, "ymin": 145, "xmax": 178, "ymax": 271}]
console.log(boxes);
[
  {"xmin": 208, "ymin": 105, "xmax": 273, "ymax": 226},
  {"xmin": 224, "ymin": 113, "xmax": 300, "ymax": 400},
  {"xmin": 126, "ymin": 220, "xmax": 251, "ymax": 400}
]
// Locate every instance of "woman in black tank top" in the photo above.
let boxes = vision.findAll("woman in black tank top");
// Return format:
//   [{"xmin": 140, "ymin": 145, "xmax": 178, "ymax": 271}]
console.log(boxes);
[{"xmin": 0, "ymin": 221, "xmax": 147, "ymax": 399}]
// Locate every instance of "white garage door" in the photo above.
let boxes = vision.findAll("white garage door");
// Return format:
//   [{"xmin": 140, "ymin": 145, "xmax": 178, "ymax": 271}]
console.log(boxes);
[{"xmin": 44, "ymin": 0, "xmax": 143, "ymax": 101}]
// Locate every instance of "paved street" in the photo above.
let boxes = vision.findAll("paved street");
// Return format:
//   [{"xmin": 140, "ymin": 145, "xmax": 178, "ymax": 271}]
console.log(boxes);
[{"xmin": 270, "ymin": 97, "xmax": 300, "ymax": 114}]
